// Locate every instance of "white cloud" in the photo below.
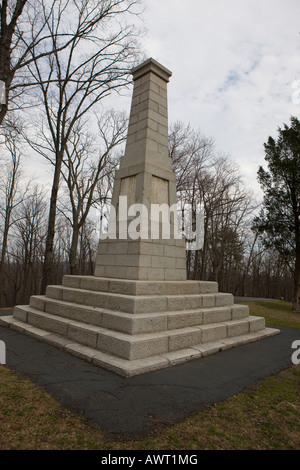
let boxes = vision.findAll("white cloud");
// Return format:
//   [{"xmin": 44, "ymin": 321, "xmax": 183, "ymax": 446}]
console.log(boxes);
[
  {"xmin": 13, "ymin": 0, "xmax": 300, "ymax": 200},
  {"xmin": 140, "ymin": 0, "xmax": 300, "ymax": 196}
]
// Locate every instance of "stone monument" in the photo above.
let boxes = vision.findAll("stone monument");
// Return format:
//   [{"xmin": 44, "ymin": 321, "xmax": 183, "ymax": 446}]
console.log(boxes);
[
  {"xmin": 1, "ymin": 58, "xmax": 279, "ymax": 377},
  {"xmin": 94, "ymin": 58, "xmax": 186, "ymax": 281}
]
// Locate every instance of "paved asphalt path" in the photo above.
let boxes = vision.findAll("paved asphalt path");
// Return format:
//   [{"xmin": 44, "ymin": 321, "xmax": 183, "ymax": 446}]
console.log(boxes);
[{"xmin": 0, "ymin": 309, "xmax": 299, "ymax": 438}]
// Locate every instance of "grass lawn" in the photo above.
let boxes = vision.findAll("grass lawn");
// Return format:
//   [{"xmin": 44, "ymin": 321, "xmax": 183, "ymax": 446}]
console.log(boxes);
[{"xmin": 0, "ymin": 300, "xmax": 299, "ymax": 450}]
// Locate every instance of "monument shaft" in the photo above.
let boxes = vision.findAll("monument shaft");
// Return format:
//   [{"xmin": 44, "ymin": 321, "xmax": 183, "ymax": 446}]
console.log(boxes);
[{"xmin": 95, "ymin": 58, "xmax": 187, "ymax": 281}]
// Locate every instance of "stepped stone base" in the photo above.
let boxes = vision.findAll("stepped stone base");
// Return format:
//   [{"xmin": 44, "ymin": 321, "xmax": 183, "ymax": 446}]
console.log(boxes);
[{"xmin": 0, "ymin": 275, "xmax": 280, "ymax": 377}]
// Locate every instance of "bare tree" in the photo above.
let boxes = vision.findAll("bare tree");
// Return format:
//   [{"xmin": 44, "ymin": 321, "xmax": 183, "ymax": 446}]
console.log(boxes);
[
  {"xmin": 77, "ymin": 218, "xmax": 99, "ymax": 275},
  {"xmin": 169, "ymin": 121, "xmax": 214, "ymax": 194},
  {"xmin": 14, "ymin": 185, "xmax": 47, "ymax": 301},
  {"xmin": 22, "ymin": 0, "xmax": 143, "ymax": 292},
  {"xmin": 1, "ymin": 0, "xmax": 143, "ymax": 124},
  {"xmin": 1, "ymin": 0, "xmax": 61, "ymax": 124},
  {"xmin": 59, "ymin": 111, "xmax": 127, "ymax": 274},
  {"xmin": 169, "ymin": 122, "xmax": 256, "ymax": 290},
  {"xmin": 0, "ymin": 119, "xmax": 30, "ymax": 304}
]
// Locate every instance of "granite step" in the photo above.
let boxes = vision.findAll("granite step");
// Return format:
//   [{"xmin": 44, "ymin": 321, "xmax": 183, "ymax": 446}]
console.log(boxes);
[
  {"xmin": 45, "ymin": 284, "xmax": 234, "ymax": 314},
  {"xmin": 61, "ymin": 275, "xmax": 219, "ymax": 295},
  {"xmin": 10, "ymin": 305, "xmax": 266, "ymax": 361},
  {"xmin": 0, "ymin": 313, "xmax": 280, "ymax": 377},
  {"xmin": 27, "ymin": 294, "xmax": 249, "ymax": 334}
]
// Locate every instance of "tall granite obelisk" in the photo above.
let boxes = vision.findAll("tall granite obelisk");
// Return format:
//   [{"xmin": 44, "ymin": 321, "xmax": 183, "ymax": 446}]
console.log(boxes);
[
  {"xmin": 3, "ymin": 58, "xmax": 279, "ymax": 378},
  {"xmin": 94, "ymin": 58, "xmax": 187, "ymax": 281}
]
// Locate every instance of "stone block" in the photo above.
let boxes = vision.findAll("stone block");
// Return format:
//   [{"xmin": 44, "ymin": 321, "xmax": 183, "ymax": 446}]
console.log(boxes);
[
  {"xmin": 129, "ymin": 334, "xmax": 169, "ymax": 360},
  {"xmin": 70, "ymin": 307, "xmax": 102, "ymax": 327},
  {"xmin": 67, "ymin": 323, "xmax": 98, "ymax": 348},
  {"xmin": 0, "ymin": 316, "xmax": 21, "ymax": 331},
  {"xmin": 27, "ymin": 311, "xmax": 69, "ymax": 336},
  {"xmin": 107, "ymin": 242, "xmax": 129, "ymax": 255},
  {"xmin": 125, "ymin": 267, "xmax": 141, "ymax": 280},
  {"xmin": 147, "ymin": 107, "xmax": 167, "ymax": 127},
  {"xmin": 162, "ymin": 281, "xmax": 198, "ymax": 295},
  {"xmin": 61, "ymin": 287, "xmax": 75, "ymax": 303},
  {"xmin": 148, "ymin": 118, "xmax": 159, "ymax": 133},
  {"xmin": 163, "ymin": 348, "xmax": 201, "ymax": 366},
  {"xmin": 94, "ymin": 265, "xmax": 105, "ymax": 277},
  {"xmin": 13, "ymin": 306, "xmax": 28, "ymax": 323},
  {"xmin": 97, "ymin": 242, "xmax": 108, "ymax": 255},
  {"xmin": 104, "ymin": 266, "xmax": 129, "ymax": 279},
  {"xmin": 76, "ymin": 289, "xmax": 94, "ymax": 307},
  {"xmin": 45, "ymin": 334, "xmax": 74, "ymax": 349},
  {"xmin": 162, "ymin": 245, "xmax": 179, "ymax": 258},
  {"xmin": 131, "ymin": 314, "xmax": 168, "ymax": 334},
  {"xmin": 147, "ymin": 126, "xmax": 168, "ymax": 146},
  {"xmin": 149, "ymin": 70, "xmax": 169, "ymax": 87},
  {"xmin": 215, "ymin": 293, "xmax": 234, "ymax": 307},
  {"xmin": 176, "ymin": 258, "xmax": 186, "ymax": 269},
  {"xmin": 62, "ymin": 276, "xmax": 81, "ymax": 288},
  {"xmin": 134, "ymin": 281, "xmax": 165, "ymax": 296},
  {"xmin": 227, "ymin": 320, "xmax": 249, "ymax": 338},
  {"xmin": 139, "ymin": 242, "xmax": 164, "ymax": 256},
  {"xmin": 96, "ymin": 254, "xmax": 116, "ymax": 266},
  {"xmin": 167, "ymin": 310, "xmax": 202, "ymax": 329},
  {"xmin": 201, "ymin": 295, "xmax": 216, "ymax": 308},
  {"xmin": 92, "ymin": 351, "xmax": 169, "ymax": 378},
  {"xmin": 29, "ymin": 296, "xmax": 45, "ymax": 311},
  {"xmin": 149, "ymin": 79, "xmax": 161, "ymax": 95},
  {"xmin": 115, "ymin": 254, "xmax": 138, "ymax": 267},
  {"xmin": 201, "ymin": 324, "xmax": 227, "ymax": 343},
  {"xmin": 168, "ymin": 327, "xmax": 202, "ymax": 352},
  {"xmin": 21, "ymin": 324, "xmax": 51, "ymax": 340},
  {"xmin": 80, "ymin": 277, "xmax": 109, "ymax": 292},
  {"xmin": 151, "ymin": 255, "xmax": 175, "ymax": 269},
  {"xmin": 202, "ymin": 307, "xmax": 231, "ymax": 325},
  {"xmin": 164, "ymin": 268, "xmax": 186, "ymax": 281},
  {"xmin": 193, "ymin": 341, "xmax": 225, "ymax": 356},
  {"xmin": 167, "ymin": 295, "xmax": 201, "ymax": 311},
  {"xmin": 249, "ymin": 316, "xmax": 265, "ymax": 332},
  {"xmin": 105, "ymin": 293, "xmax": 135, "ymax": 313},
  {"xmin": 137, "ymin": 267, "xmax": 165, "ymax": 280},
  {"xmin": 198, "ymin": 282, "xmax": 218, "ymax": 294},
  {"xmin": 96, "ymin": 330, "xmax": 168, "ymax": 360},
  {"xmin": 150, "ymin": 90, "xmax": 167, "ymax": 109},
  {"xmin": 132, "ymin": 296, "xmax": 168, "ymax": 314},
  {"xmin": 45, "ymin": 299, "xmax": 71, "ymax": 317},
  {"xmin": 43, "ymin": 298, "xmax": 102, "ymax": 326},
  {"xmin": 101, "ymin": 311, "xmax": 167, "ymax": 335},
  {"xmin": 46, "ymin": 286, "xmax": 63, "ymax": 300},
  {"xmin": 100, "ymin": 310, "xmax": 133, "ymax": 334},
  {"xmin": 139, "ymin": 255, "xmax": 152, "ymax": 267},
  {"xmin": 231, "ymin": 304, "xmax": 249, "ymax": 319},
  {"xmin": 106, "ymin": 280, "xmax": 133, "ymax": 295}
]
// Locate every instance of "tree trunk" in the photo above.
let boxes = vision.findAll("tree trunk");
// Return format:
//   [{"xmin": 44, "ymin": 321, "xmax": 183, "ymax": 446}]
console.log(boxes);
[
  {"xmin": 293, "ymin": 249, "xmax": 300, "ymax": 312},
  {"xmin": 69, "ymin": 225, "xmax": 80, "ymax": 275},
  {"xmin": 41, "ymin": 153, "xmax": 62, "ymax": 294}
]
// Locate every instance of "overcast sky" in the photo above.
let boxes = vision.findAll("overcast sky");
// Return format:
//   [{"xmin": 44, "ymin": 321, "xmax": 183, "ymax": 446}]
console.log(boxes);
[
  {"xmin": 135, "ymin": 0, "xmax": 300, "ymax": 197},
  {"xmin": 21, "ymin": 0, "xmax": 300, "ymax": 200}
]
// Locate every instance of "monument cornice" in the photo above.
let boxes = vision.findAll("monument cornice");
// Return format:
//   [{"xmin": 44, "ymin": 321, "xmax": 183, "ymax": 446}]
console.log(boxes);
[{"xmin": 131, "ymin": 57, "xmax": 172, "ymax": 83}]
